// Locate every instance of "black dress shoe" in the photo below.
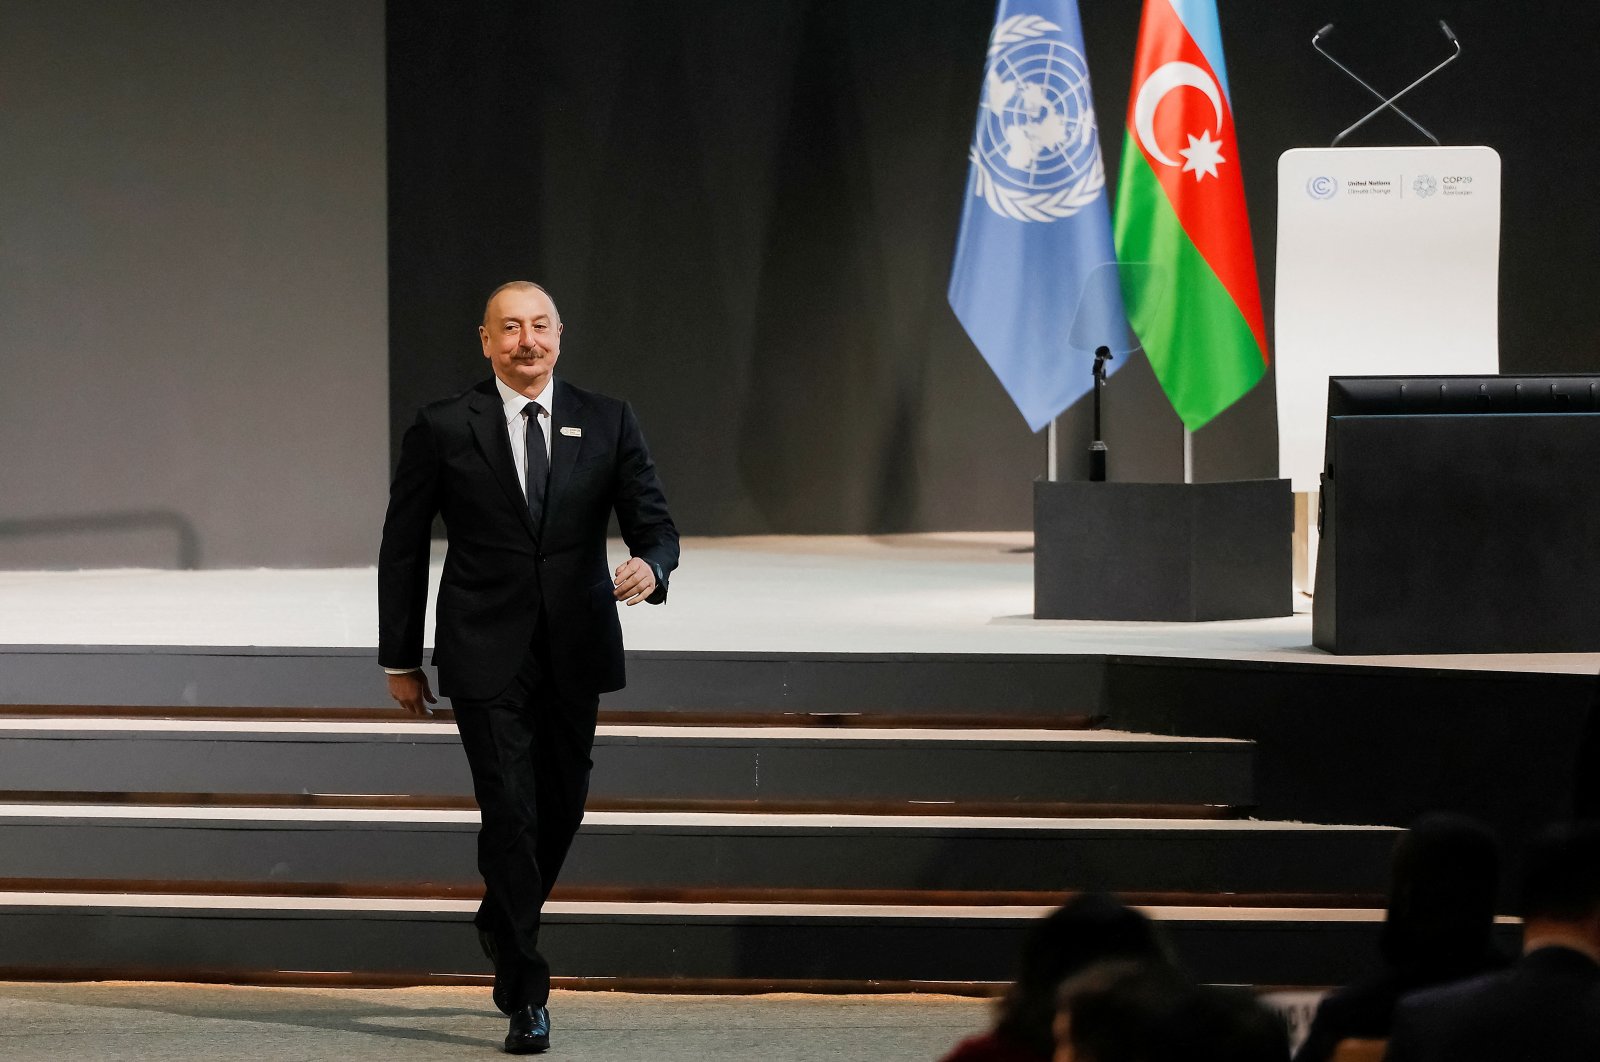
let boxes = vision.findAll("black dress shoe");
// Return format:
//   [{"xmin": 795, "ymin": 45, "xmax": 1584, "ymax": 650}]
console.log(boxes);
[{"xmin": 504, "ymin": 1004, "xmax": 550, "ymax": 1054}]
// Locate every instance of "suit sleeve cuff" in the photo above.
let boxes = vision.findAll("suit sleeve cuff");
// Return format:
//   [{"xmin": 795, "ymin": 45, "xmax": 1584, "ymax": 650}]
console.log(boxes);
[{"xmin": 646, "ymin": 560, "xmax": 669, "ymax": 604}]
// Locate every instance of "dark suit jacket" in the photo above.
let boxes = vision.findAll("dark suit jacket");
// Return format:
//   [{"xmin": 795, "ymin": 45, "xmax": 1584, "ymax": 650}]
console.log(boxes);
[
  {"xmin": 378, "ymin": 377, "xmax": 678, "ymax": 700},
  {"xmin": 1384, "ymin": 947, "xmax": 1600, "ymax": 1062},
  {"xmin": 1293, "ymin": 957, "xmax": 1506, "ymax": 1062}
]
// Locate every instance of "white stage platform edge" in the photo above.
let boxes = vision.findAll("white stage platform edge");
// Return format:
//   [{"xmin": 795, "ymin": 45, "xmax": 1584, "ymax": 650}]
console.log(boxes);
[{"xmin": 2, "ymin": 534, "xmax": 1596, "ymax": 675}]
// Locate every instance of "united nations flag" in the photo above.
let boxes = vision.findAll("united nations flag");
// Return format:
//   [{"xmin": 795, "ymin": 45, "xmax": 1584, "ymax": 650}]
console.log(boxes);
[{"xmin": 948, "ymin": 0, "xmax": 1128, "ymax": 432}]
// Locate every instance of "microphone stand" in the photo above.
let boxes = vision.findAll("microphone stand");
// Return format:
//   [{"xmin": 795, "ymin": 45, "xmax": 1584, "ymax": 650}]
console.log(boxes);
[
  {"xmin": 1089, "ymin": 345, "xmax": 1112, "ymax": 482},
  {"xmin": 1312, "ymin": 23, "xmax": 1439, "ymax": 144},
  {"xmin": 1323, "ymin": 20, "xmax": 1460, "ymax": 147}
]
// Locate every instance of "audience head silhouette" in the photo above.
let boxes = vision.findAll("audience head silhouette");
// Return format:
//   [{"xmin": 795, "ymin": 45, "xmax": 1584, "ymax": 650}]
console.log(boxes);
[
  {"xmin": 1290, "ymin": 812, "xmax": 1507, "ymax": 1062},
  {"xmin": 1019, "ymin": 894, "xmax": 1169, "ymax": 990},
  {"xmin": 1053, "ymin": 963, "xmax": 1289, "ymax": 1062},
  {"xmin": 995, "ymin": 895, "xmax": 1171, "ymax": 1057},
  {"xmin": 940, "ymin": 895, "xmax": 1170, "ymax": 1062},
  {"xmin": 1380, "ymin": 812, "xmax": 1502, "ymax": 977},
  {"xmin": 1520, "ymin": 821, "xmax": 1600, "ymax": 945}
]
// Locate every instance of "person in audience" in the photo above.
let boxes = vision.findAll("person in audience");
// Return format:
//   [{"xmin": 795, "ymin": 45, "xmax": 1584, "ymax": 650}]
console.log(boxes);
[
  {"xmin": 1384, "ymin": 821, "xmax": 1600, "ymax": 1062},
  {"xmin": 1292, "ymin": 813, "xmax": 1506, "ymax": 1062},
  {"xmin": 1052, "ymin": 961, "xmax": 1289, "ymax": 1062},
  {"xmin": 939, "ymin": 894, "xmax": 1171, "ymax": 1062},
  {"xmin": 1574, "ymin": 681, "xmax": 1600, "ymax": 819}
]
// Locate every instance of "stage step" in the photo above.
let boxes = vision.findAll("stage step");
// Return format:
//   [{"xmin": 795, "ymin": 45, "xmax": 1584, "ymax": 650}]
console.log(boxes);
[
  {"xmin": 0, "ymin": 648, "xmax": 1117, "ymax": 717},
  {"xmin": 0, "ymin": 705, "xmax": 1104, "ymax": 729},
  {"xmin": 0, "ymin": 647, "xmax": 1433, "ymax": 990},
  {"xmin": 0, "ymin": 720, "xmax": 1254, "ymax": 811},
  {"xmin": 0, "ymin": 892, "xmax": 1486, "ymax": 989},
  {"xmin": 0, "ymin": 805, "xmax": 1395, "ymax": 898}
]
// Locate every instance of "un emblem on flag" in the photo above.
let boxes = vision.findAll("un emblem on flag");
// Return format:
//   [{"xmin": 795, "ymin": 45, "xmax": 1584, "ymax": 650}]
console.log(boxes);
[{"xmin": 969, "ymin": 14, "xmax": 1106, "ymax": 223}]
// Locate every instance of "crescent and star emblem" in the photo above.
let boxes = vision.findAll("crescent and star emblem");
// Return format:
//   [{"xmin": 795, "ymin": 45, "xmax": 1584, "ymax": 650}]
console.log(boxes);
[{"xmin": 1132, "ymin": 60, "xmax": 1227, "ymax": 182}]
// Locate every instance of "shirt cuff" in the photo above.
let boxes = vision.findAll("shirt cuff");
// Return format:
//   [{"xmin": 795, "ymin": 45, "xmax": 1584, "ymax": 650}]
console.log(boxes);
[{"xmin": 382, "ymin": 666, "xmax": 422, "ymax": 675}]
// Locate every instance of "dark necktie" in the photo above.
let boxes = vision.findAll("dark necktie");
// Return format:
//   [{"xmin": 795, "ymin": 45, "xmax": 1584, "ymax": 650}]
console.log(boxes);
[{"xmin": 523, "ymin": 402, "xmax": 549, "ymax": 529}]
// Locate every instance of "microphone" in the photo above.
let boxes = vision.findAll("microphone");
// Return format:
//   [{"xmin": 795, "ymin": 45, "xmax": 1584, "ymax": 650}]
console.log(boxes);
[
  {"xmin": 1330, "ymin": 20, "xmax": 1461, "ymax": 146},
  {"xmin": 1313, "ymin": 22, "xmax": 1440, "ymax": 145},
  {"xmin": 1089, "ymin": 346, "xmax": 1113, "ymax": 483}
]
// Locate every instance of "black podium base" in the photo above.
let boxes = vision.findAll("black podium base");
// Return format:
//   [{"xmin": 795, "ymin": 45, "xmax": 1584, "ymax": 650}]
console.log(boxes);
[
  {"xmin": 1314, "ymin": 411, "xmax": 1600, "ymax": 654},
  {"xmin": 1034, "ymin": 479, "xmax": 1292, "ymax": 622}
]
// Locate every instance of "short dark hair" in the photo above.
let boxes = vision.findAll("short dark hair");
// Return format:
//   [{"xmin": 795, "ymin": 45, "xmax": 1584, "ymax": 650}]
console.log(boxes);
[
  {"xmin": 1057, "ymin": 963, "xmax": 1289, "ymax": 1062},
  {"xmin": 1381, "ymin": 812, "xmax": 1501, "ymax": 973},
  {"xmin": 993, "ymin": 895, "xmax": 1170, "ymax": 1055},
  {"xmin": 1521, "ymin": 821, "xmax": 1600, "ymax": 922},
  {"xmin": 482, "ymin": 281, "xmax": 559, "ymax": 326}
]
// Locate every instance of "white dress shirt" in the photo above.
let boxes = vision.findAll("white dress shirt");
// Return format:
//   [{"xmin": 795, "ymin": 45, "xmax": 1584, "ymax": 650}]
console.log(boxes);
[
  {"xmin": 494, "ymin": 373, "xmax": 555, "ymax": 498},
  {"xmin": 382, "ymin": 374, "xmax": 556, "ymax": 676}
]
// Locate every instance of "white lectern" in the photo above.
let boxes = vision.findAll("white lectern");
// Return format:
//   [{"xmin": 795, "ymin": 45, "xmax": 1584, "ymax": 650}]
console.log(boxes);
[{"xmin": 1274, "ymin": 146, "xmax": 1501, "ymax": 589}]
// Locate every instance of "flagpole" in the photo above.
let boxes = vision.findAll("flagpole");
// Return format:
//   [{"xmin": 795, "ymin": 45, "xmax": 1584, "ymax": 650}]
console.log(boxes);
[
  {"xmin": 1183, "ymin": 428, "xmax": 1194, "ymax": 484},
  {"xmin": 1046, "ymin": 419, "xmax": 1059, "ymax": 482}
]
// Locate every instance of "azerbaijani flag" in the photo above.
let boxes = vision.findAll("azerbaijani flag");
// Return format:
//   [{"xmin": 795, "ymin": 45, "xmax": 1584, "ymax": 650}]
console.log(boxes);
[{"xmin": 1112, "ymin": 0, "xmax": 1267, "ymax": 431}]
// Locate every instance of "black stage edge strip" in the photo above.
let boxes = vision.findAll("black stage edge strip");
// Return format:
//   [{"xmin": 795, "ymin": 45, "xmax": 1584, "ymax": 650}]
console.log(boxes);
[
  {"xmin": 0, "ymin": 966, "xmax": 1006, "ymax": 996},
  {"xmin": 0, "ymin": 966, "xmax": 1359, "ymax": 997},
  {"xmin": 0, "ymin": 705, "xmax": 440, "ymax": 720},
  {"xmin": 0, "ymin": 793, "xmax": 1244, "ymax": 819},
  {"xmin": 0, "ymin": 706, "xmax": 1101, "ymax": 729},
  {"xmin": 0, "ymin": 646, "xmax": 1116, "ymax": 714},
  {"xmin": 0, "ymin": 880, "xmax": 1382, "ymax": 909}
]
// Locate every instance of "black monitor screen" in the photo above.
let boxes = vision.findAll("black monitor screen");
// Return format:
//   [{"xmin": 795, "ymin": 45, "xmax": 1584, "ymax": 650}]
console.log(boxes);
[{"xmin": 1327, "ymin": 375, "xmax": 1600, "ymax": 417}]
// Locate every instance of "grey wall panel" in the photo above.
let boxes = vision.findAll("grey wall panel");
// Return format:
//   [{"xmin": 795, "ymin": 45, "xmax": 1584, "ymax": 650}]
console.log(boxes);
[{"xmin": 0, "ymin": 1, "xmax": 387, "ymax": 569}]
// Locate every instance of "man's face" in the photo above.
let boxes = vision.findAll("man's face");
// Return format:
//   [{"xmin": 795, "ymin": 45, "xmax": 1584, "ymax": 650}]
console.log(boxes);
[{"xmin": 480, "ymin": 286, "xmax": 563, "ymax": 396}]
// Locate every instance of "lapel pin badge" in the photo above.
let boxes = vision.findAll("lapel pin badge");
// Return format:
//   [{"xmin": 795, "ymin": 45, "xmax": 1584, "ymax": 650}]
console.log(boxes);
[{"xmin": 560, "ymin": 426, "xmax": 583, "ymax": 437}]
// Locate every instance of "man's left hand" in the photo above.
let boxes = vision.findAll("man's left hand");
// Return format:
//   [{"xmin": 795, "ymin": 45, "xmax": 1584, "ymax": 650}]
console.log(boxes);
[{"xmin": 613, "ymin": 557, "xmax": 657, "ymax": 605}]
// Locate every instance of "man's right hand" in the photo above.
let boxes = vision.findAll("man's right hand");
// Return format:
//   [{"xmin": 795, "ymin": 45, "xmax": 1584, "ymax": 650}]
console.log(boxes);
[{"xmin": 387, "ymin": 670, "xmax": 438, "ymax": 716}]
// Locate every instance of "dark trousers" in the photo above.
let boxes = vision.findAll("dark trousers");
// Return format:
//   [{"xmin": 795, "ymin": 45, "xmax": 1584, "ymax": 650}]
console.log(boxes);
[{"xmin": 451, "ymin": 642, "xmax": 599, "ymax": 1011}]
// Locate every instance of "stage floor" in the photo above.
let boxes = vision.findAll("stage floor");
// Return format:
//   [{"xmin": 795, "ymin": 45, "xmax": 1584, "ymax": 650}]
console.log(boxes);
[
  {"xmin": 2, "ymin": 533, "xmax": 1596, "ymax": 674},
  {"xmin": 0, "ymin": 982, "xmax": 987, "ymax": 1062}
]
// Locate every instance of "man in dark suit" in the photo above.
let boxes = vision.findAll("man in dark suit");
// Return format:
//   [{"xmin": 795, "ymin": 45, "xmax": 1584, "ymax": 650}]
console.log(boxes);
[
  {"xmin": 1384, "ymin": 822, "xmax": 1600, "ymax": 1062},
  {"xmin": 378, "ymin": 280, "xmax": 678, "ymax": 1054}
]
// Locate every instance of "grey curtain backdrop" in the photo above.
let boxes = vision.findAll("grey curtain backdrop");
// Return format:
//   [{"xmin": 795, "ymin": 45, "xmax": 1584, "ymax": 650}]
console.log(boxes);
[{"xmin": 0, "ymin": 0, "xmax": 388, "ymax": 569}]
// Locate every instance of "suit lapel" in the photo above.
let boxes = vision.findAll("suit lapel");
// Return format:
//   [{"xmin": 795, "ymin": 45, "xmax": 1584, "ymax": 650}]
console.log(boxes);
[
  {"xmin": 466, "ymin": 381, "xmax": 539, "ymax": 542},
  {"xmin": 545, "ymin": 380, "xmax": 586, "ymax": 526}
]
